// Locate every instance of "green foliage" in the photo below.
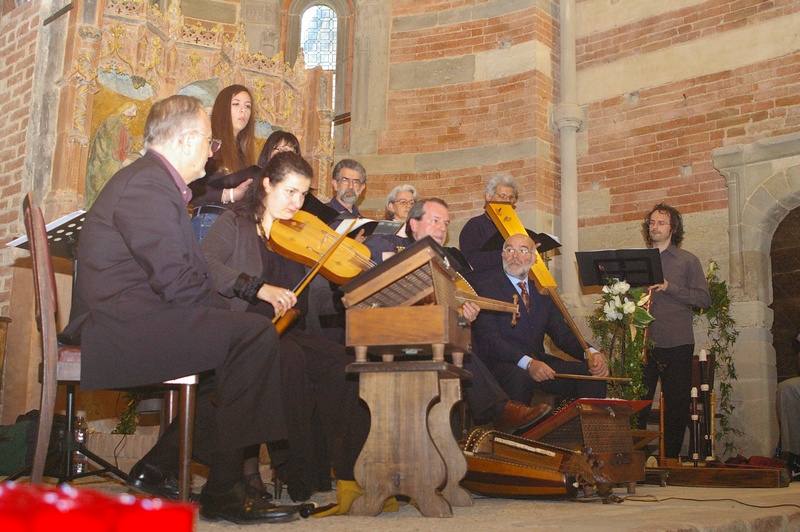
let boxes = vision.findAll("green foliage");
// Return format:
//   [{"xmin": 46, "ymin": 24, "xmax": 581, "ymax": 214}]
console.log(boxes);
[
  {"xmin": 694, "ymin": 260, "xmax": 742, "ymax": 457},
  {"xmin": 112, "ymin": 390, "xmax": 144, "ymax": 435}
]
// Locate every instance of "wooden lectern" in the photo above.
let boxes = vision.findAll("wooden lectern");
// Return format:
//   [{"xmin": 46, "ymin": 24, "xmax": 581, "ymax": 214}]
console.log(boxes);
[{"xmin": 340, "ymin": 237, "xmax": 474, "ymax": 517}]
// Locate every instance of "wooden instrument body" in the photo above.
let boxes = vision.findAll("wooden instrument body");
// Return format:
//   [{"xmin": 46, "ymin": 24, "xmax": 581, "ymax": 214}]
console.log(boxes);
[
  {"xmin": 270, "ymin": 210, "xmax": 371, "ymax": 285},
  {"xmin": 521, "ymin": 399, "xmax": 647, "ymax": 488},
  {"xmin": 461, "ymin": 429, "xmax": 610, "ymax": 498}
]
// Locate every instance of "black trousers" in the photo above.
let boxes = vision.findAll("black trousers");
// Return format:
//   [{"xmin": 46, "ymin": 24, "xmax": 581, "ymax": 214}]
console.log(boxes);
[
  {"xmin": 273, "ymin": 330, "xmax": 368, "ymax": 492},
  {"xmin": 637, "ymin": 344, "xmax": 694, "ymax": 458},
  {"xmin": 461, "ymin": 353, "xmax": 510, "ymax": 423},
  {"xmin": 139, "ymin": 312, "xmax": 285, "ymax": 482},
  {"xmin": 484, "ymin": 354, "xmax": 606, "ymax": 405}
]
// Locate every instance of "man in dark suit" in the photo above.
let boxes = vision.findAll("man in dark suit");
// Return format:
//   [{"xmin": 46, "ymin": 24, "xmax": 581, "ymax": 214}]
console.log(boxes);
[
  {"xmin": 61, "ymin": 95, "xmax": 295, "ymax": 524},
  {"xmin": 471, "ymin": 233, "xmax": 609, "ymax": 405}
]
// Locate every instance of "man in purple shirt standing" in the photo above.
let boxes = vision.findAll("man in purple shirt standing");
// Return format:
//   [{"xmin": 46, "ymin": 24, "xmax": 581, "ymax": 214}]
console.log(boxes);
[{"xmin": 637, "ymin": 203, "xmax": 711, "ymax": 458}]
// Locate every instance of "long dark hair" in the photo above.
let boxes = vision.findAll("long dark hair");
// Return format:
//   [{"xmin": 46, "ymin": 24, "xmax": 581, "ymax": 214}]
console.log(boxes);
[
  {"xmin": 237, "ymin": 152, "xmax": 313, "ymax": 223},
  {"xmin": 257, "ymin": 131, "xmax": 301, "ymax": 167},
  {"xmin": 209, "ymin": 85, "xmax": 255, "ymax": 173},
  {"xmin": 643, "ymin": 202, "xmax": 685, "ymax": 246}
]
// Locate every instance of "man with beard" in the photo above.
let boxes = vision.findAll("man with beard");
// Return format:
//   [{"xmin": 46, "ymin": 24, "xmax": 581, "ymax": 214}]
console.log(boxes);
[
  {"xmin": 327, "ymin": 158, "xmax": 366, "ymax": 217},
  {"xmin": 470, "ymin": 233, "xmax": 609, "ymax": 405},
  {"xmin": 636, "ymin": 203, "xmax": 710, "ymax": 458}
]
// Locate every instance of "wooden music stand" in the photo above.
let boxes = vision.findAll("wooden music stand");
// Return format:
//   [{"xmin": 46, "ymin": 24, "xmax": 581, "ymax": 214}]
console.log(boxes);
[{"xmin": 340, "ymin": 237, "xmax": 474, "ymax": 517}]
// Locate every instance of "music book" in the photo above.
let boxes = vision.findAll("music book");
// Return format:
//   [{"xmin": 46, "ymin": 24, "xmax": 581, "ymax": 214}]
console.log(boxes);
[
  {"xmin": 333, "ymin": 218, "xmax": 403, "ymax": 238},
  {"xmin": 480, "ymin": 228, "xmax": 561, "ymax": 254},
  {"xmin": 6, "ymin": 209, "xmax": 86, "ymax": 260},
  {"xmin": 206, "ymin": 165, "xmax": 262, "ymax": 190},
  {"xmin": 575, "ymin": 248, "xmax": 663, "ymax": 288}
]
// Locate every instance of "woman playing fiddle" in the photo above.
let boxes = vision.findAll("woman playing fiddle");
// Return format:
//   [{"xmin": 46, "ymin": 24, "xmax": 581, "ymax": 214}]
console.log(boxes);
[
  {"xmin": 200, "ymin": 152, "xmax": 369, "ymax": 503},
  {"xmin": 191, "ymin": 85, "xmax": 258, "ymax": 241}
]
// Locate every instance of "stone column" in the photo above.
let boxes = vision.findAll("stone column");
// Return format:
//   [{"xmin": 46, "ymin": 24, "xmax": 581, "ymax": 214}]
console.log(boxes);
[{"xmin": 554, "ymin": 0, "xmax": 582, "ymax": 296}]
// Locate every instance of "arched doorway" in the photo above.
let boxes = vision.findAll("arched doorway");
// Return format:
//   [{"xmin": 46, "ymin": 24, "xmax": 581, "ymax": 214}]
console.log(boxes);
[{"xmin": 770, "ymin": 207, "xmax": 800, "ymax": 382}]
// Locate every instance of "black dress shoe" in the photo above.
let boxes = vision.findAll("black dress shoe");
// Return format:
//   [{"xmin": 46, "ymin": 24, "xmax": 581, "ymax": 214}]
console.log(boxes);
[
  {"xmin": 493, "ymin": 401, "xmax": 551, "ymax": 434},
  {"xmin": 199, "ymin": 482, "xmax": 299, "ymax": 524},
  {"xmin": 127, "ymin": 460, "xmax": 180, "ymax": 500}
]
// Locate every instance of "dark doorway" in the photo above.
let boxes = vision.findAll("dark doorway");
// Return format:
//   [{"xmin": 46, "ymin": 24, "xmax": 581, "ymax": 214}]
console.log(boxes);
[{"xmin": 770, "ymin": 206, "xmax": 800, "ymax": 382}]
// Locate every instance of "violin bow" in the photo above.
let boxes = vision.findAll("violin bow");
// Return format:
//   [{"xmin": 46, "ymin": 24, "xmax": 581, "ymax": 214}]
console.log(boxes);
[{"xmin": 272, "ymin": 218, "xmax": 358, "ymax": 324}]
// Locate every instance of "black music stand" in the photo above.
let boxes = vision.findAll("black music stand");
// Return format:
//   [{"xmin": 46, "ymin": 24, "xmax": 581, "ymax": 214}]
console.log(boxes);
[
  {"xmin": 575, "ymin": 248, "xmax": 663, "ymax": 288},
  {"xmin": 6, "ymin": 210, "xmax": 85, "ymax": 261}
]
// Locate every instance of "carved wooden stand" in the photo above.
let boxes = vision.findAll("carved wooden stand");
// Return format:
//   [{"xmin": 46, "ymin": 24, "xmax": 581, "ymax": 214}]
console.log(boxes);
[{"xmin": 347, "ymin": 359, "xmax": 472, "ymax": 517}]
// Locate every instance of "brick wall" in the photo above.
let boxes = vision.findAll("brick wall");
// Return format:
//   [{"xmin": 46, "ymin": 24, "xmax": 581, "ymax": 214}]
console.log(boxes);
[
  {"xmin": 378, "ymin": 2, "xmax": 558, "ymax": 224},
  {"xmin": 577, "ymin": 0, "xmax": 800, "ymax": 228},
  {"xmin": 0, "ymin": 0, "xmax": 39, "ymax": 315}
]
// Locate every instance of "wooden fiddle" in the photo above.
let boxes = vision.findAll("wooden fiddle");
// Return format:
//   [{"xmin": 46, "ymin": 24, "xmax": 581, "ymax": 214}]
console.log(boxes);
[
  {"xmin": 269, "ymin": 210, "xmax": 374, "ymax": 285},
  {"xmin": 454, "ymin": 275, "xmax": 519, "ymax": 324},
  {"xmin": 271, "ymin": 218, "xmax": 359, "ymax": 335},
  {"xmin": 485, "ymin": 202, "xmax": 595, "ymax": 362}
]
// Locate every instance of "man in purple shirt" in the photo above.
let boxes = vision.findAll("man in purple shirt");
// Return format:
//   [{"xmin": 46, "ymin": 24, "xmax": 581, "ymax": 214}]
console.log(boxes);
[
  {"xmin": 637, "ymin": 203, "xmax": 711, "ymax": 458},
  {"xmin": 61, "ymin": 95, "xmax": 295, "ymax": 524}
]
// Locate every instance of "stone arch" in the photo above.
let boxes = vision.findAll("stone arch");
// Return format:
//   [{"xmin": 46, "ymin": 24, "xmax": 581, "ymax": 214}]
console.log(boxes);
[{"xmin": 712, "ymin": 131, "xmax": 800, "ymax": 455}]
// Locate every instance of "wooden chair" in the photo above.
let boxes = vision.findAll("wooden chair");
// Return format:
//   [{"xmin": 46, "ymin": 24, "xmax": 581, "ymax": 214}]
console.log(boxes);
[{"xmin": 20, "ymin": 193, "xmax": 198, "ymax": 501}]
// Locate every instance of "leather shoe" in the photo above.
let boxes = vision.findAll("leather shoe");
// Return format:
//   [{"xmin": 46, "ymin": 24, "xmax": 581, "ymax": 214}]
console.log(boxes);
[
  {"xmin": 127, "ymin": 459, "xmax": 180, "ymax": 500},
  {"xmin": 493, "ymin": 401, "xmax": 551, "ymax": 434},
  {"xmin": 200, "ymin": 482, "xmax": 299, "ymax": 524}
]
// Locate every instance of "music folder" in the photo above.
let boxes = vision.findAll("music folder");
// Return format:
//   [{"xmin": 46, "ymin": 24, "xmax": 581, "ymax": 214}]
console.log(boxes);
[
  {"xmin": 480, "ymin": 228, "xmax": 561, "ymax": 254},
  {"xmin": 6, "ymin": 209, "xmax": 86, "ymax": 260},
  {"xmin": 575, "ymin": 248, "xmax": 663, "ymax": 288}
]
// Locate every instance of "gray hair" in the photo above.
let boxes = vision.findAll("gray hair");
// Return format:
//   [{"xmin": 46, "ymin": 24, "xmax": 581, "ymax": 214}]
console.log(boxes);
[
  {"xmin": 485, "ymin": 174, "xmax": 519, "ymax": 198},
  {"xmin": 144, "ymin": 95, "xmax": 206, "ymax": 150},
  {"xmin": 385, "ymin": 184, "xmax": 418, "ymax": 219},
  {"xmin": 332, "ymin": 158, "xmax": 367, "ymax": 184}
]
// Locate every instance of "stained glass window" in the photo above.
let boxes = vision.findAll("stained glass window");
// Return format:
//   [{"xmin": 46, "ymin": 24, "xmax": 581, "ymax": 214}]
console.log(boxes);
[{"xmin": 301, "ymin": 5, "xmax": 338, "ymax": 71}]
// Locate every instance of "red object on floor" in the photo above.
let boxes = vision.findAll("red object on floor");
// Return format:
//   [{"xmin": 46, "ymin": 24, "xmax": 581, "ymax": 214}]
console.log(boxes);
[{"xmin": 0, "ymin": 482, "xmax": 195, "ymax": 531}]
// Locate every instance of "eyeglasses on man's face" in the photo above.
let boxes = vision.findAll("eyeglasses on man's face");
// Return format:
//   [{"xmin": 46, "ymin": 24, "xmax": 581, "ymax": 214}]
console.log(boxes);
[
  {"xmin": 190, "ymin": 131, "xmax": 221, "ymax": 153},
  {"xmin": 502, "ymin": 247, "xmax": 532, "ymax": 256},
  {"xmin": 335, "ymin": 176, "xmax": 364, "ymax": 188},
  {"xmin": 392, "ymin": 199, "xmax": 415, "ymax": 207},
  {"xmin": 648, "ymin": 220, "xmax": 670, "ymax": 227},
  {"xmin": 494, "ymin": 193, "xmax": 517, "ymax": 202}
]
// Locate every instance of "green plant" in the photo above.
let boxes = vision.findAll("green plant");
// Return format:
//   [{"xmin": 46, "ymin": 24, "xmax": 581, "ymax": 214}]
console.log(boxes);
[
  {"xmin": 694, "ymin": 260, "xmax": 741, "ymax": 457},
  {"xmin": 112, "ymin": 390, "xmax": 145, "ymax": 434},
  {"xmin": 587, "ymin": 279, "xmax": 654, "ymax": 401}
]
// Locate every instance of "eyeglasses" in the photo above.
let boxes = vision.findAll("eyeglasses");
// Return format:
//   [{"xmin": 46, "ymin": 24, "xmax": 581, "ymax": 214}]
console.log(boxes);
[
  {"xmin": 648, "ymin": 220, "xmax": 670, "ymax": 227},
  {"xmin": 335, "ymin": 176, "xmax": 364, "ymax": 187},
  {"xmin": 392, "ymin": 199, "xmax": 415, "ymax": 207},
  {"xmin": 495, "ymin": 193, "xmax": 517, "ymax": 202},
  {"xmin": 189, "ymin": 131, "xmax": 221, "ymax": 153},
  {"xmin": 502, "ymin": 247, "xmax": 532, "ymax": 256}
]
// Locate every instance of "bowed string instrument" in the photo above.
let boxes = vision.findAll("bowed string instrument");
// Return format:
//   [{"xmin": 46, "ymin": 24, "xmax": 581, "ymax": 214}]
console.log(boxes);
[{"xmin": 268, "ymin": 208, "xmax": 519, "ymax": 329}]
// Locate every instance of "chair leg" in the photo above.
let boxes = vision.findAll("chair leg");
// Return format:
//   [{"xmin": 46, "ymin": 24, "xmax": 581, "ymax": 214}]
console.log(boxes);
[{"xmin": 177, "ymin": 383, "xmax": 196, "ymax": 501}]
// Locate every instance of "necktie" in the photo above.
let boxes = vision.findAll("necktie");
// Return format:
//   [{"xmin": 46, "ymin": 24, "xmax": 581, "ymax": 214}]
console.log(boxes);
[{"xmin": 518, "ymin": 281, "xmax": 530, "ymax": 312}]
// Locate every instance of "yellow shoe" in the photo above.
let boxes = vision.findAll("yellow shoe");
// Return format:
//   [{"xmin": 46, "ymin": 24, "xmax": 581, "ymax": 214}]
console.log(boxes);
[
  {"xmin": 312, "ymin": 480, "xmax": 363, "ymax": 517},
  {"xmin": 312, "ymin": 480, "xmax": 399, "ymax": 517}
]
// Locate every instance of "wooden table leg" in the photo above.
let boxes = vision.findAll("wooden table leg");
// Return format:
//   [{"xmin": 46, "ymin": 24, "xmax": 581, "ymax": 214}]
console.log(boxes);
[
  {"xmin": 351, "ymin": 370, "xmax": 452, "ymax": 517},
  {"xmin": 429, "ymin": 377, "xmax": 473, "ymax": 507}
]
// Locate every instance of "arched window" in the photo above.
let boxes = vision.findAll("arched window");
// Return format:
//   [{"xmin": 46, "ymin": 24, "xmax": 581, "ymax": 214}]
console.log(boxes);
[{"xmin": 285, "ymin": 1, "xmax": 352, "ymax": 148}]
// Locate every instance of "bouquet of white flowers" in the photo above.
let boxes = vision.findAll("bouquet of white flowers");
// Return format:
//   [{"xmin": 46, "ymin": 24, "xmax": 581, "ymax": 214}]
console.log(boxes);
[{"xmin": 587, "ymin": 279, "xmax": 654, "ymax": 400}]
